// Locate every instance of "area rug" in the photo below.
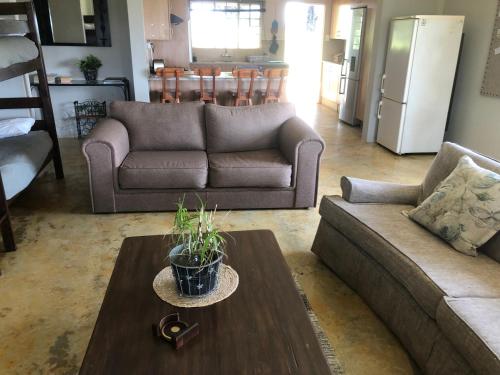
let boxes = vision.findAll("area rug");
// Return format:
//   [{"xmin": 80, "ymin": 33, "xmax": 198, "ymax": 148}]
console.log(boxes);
[{"xmin": 294, "ymin": 277, "xmax": 344, "ymax": 374}]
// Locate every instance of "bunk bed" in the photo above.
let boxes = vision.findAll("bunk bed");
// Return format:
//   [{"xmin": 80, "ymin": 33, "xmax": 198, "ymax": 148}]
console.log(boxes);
[{"xmin": 0, "ymin": 1, "xmax": 64, "ymax": 252}]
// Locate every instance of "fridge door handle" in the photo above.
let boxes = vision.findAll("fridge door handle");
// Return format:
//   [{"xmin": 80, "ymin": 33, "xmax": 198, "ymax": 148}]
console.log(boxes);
[
  {"xmin": 377, "ymin": 100, "xmax": 383, "ymax": 119},
  {"xmin": 380, "ymin": 74, "xmax": 386, "ymax": 94},
  {"xmin": 341, "ymin": 58, "xmax": 349, "ymax": 76},
  {"xmin": 339, "ymin": 76, "xmax": 346, "ymax": 95}
]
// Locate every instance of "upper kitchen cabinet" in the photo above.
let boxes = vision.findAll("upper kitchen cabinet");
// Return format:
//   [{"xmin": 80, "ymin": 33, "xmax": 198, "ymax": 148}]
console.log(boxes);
[
  {"xmin": 144, "ymin": 0, "xmax": 173, "ymax": 40},
  {"xmin": 330, "ymin": 0, "xmax": 352, "ymax": 39}
]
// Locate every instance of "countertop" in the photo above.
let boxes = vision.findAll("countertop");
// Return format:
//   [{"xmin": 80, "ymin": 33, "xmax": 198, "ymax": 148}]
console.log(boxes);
[{"xmin": 149, "ymin": 71, "xmax": 269, "ymax": 81}]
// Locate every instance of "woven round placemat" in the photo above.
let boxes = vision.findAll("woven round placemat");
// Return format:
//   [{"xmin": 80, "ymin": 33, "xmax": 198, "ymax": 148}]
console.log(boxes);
[{"xmin": 153, "ymin": 264, "xmax": 239, "ymax": 308}]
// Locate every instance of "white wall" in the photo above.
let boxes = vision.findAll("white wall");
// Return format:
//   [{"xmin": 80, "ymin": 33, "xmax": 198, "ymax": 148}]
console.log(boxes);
[
  {"xmin": 361, "ymin": 0, "xmax": 445, "ymax": 142},
  {"xmin": 126, "ymin": 0, "xmax": 150, "ymax": 102},
  {"xmin": 442, "ymin": 0, "xmax": 500, "ymax": 160}
]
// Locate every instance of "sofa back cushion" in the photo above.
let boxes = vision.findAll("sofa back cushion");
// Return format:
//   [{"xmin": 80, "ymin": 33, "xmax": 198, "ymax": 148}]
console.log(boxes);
[
  {"xmin": 205, "ymin": 103, "xmax": 295, "ymax": 153},
  {"xmin": 421, "ymin": 142, "xmax": 500, "ymax": 202},
  {"xmin": 110, "ymin": 101, "xmax": 205, "ymax": 151}
]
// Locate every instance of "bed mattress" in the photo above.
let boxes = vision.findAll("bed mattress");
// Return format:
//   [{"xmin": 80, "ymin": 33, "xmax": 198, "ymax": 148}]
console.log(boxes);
[
  {"xmin": 0, "ymin": 19, "xmax": 30, "ymax": 35},
  {"xmin": 0, "ymin": 36, "xmax": 39, "ymax": 69},
  {"xmin": 0, "ymin": 131, "xmax": 52, "ymax": 200}
]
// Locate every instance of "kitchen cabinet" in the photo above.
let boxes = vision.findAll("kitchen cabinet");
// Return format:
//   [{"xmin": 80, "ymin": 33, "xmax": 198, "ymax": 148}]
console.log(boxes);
[
  {"xmin": 330, "ymin": 0, "xmax": 370, "ymax": 39},
  {"xmin": 144, "ymin": 0, "xmax": 172, "ymax": 40},
  {"xmin": 321, "ymin": 61, "xmax": 342, "ymax": 110},
  {"xmin": 330, "ymin": 0, "xmax": 352, "ymax": 39}
]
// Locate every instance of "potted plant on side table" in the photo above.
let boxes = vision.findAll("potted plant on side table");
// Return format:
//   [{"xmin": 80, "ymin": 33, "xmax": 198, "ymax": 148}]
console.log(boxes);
[
  {"xmin": 169, "ymin": 199, "xmax": 226, "ymax": 297},
  {"xmin": 78, "ymin": 54, "xmax": 102, "ymax": 81}
]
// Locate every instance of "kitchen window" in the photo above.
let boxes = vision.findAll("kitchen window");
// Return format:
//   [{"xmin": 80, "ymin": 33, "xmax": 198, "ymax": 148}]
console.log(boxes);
[{"xmin": 190, "ymin": 1, "xmax": 262, "ymax": 49}]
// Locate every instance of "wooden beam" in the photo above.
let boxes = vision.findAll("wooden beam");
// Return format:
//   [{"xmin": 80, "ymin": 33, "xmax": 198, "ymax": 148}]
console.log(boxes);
[
  {"xmin": 0, "ymin": 2, "xmax": 29, "ymax": 16},
  {"xmin": 32, "ymin": 120, "xmax": 48, "ymax": 131},
  {"xmin": 0, "ymin": 97, "xmax": 43, "ymax": 109},
  {"xmin": 0, "ymin": 59, "xmax": 40, "ymax": 82}
]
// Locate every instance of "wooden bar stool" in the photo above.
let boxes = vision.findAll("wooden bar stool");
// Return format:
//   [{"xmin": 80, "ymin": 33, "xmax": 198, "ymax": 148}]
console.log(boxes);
[
  {"xmin": 262, "ymin": 68, "xmax": 288, "ymax": 104},
  {"xmin": 194, "ymin": 67, "xmax": 221, "ymax": 104},
  {"xmin": 156, "ymin": 67, "xmax": 184, "ymax": 103},
  {"xmin": 232, "ymin": 68, "xmax": 259, "ymax": 106}
]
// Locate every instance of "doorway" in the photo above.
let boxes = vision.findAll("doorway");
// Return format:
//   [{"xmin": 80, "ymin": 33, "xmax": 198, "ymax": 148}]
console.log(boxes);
[{"xmin": 284, "ymin": 2, "xmax": 325, "ymax": 108}]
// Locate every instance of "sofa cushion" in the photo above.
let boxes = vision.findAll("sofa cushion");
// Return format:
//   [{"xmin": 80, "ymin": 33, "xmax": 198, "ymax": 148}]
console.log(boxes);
[
  {"xmin": 319, "ymin": 196, "xmax": 500, "ymax": 318},
  {"xmin": 110, "ymin": 101, "xmax": 205, "ymax": 152},
  {"xmin": 205, "ymin": 103, "xmax": 295, "ymax": 153},
  {"xmin": 437, "ymin": 297, "xmax": 500, "ymax": 375},
  {"xmin": 119, "ymin": 151, "xmax": 207, "ymax": 189},
  {"xmin": 421, "ymin": 142, "xmax": 500, "ymax": 203},
  {"xmin": 408, "ymin": 155, "xmax": 500, "ymax": 256},
  {"xmin": 208, "ymin": 149, "xmax": 292, "ymax": 188}
]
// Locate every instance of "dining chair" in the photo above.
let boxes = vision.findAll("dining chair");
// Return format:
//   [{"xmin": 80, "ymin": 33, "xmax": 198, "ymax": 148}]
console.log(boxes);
[
  {"xmin": 193, "ymin": 67, "xmax": 221, "ymax": 104},
  {"xmin": 156, "ymin": 67, "xmax": 184, "ymax": 103},
  {"xmin": 262, "ymin": 68, "xmax": 288, "ymax": 104},
  {"xmin": 232, "ymin": 68, "xmax": 259, "ymax": 106}
]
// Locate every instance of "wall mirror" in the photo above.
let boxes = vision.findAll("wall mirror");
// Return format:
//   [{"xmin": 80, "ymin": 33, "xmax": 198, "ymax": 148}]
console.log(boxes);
[{"xmin": 33, "ymin": 0, "xmax": 111, "ymax": 46}]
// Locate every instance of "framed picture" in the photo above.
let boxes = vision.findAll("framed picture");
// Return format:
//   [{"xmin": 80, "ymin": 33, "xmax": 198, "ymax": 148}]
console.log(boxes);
[{"xmin": 481, "ymin": 0, "xmax": 500, "ymax": 97}]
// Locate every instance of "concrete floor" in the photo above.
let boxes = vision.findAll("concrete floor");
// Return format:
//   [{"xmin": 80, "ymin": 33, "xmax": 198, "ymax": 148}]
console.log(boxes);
[{"xmin": 0, "ymin": 104, "xmax": 434, "ymax": 374}]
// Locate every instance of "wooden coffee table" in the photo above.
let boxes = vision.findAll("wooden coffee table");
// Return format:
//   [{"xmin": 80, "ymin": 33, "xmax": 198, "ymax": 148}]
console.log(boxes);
[{"xmin": 80, "ymin": 230, "xmax": 331, "ymax": 374}]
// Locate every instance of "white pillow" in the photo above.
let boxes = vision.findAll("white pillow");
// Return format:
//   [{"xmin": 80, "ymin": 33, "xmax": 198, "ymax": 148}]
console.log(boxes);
[
  {"xmin": 408, "ymin": 155, "xmax": 500, "ymax": 256},
  {"xmin": 0, "ymin": 118, "xmax": 35, "ymax": 139}
]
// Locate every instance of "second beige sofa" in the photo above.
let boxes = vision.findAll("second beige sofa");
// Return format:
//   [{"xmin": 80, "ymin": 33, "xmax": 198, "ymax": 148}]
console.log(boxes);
[{"xmin": 312, "ymin": 142, "xmax": 500, "ymax": 374}]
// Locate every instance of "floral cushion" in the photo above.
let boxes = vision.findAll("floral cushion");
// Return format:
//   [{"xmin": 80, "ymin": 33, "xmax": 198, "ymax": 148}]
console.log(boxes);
[{"xmin": 408, "ymin": 155, "xmax": 500, "ymax": 256}]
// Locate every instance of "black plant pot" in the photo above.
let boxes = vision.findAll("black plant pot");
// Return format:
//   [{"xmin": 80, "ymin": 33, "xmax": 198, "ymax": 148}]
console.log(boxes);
[
  {"xmin": 169, "ymin": 245, "xmax": 223, "ymax": 297},
  {"xmin": 83, "ymin": 69, "xmax": 98, "ymax": 81}
]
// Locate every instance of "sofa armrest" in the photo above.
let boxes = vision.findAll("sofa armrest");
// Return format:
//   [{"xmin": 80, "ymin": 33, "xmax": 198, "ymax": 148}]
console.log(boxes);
[
  {"xmin": 340, "ymin": 176, "xmax": 421, "ymax": 205},
  {"xmin": 279, "ymin": 116, "xmax": 325, "ymax": 207},
  {"xmin": 81, "ymin": 119, "xmax": 129, "ymax": 212}
]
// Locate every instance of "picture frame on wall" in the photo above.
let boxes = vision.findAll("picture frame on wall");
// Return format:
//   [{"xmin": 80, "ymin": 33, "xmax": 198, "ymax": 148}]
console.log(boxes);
[{"xmin": 481, "ymin": 0, "xmax": 500, "ymax": 97}]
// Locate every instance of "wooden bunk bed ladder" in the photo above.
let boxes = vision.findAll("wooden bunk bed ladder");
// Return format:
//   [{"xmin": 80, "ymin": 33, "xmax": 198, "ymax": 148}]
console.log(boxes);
[
  {"xmin": 0, "ymin": 174, "xmax": 15, "ymax": 252},
  {"xmin": 0, "ymin": 1, "xmax": 64, "ymax": 252},
  {"xmin": 0, "ymin": 1, "xmax": 63, "ymax": 179}
]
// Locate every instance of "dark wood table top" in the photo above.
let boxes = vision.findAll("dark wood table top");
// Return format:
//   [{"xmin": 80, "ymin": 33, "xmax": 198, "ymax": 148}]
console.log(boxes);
[{"xmin": 80, "ymin": 230, "xmax": 331, "ymax": 374}]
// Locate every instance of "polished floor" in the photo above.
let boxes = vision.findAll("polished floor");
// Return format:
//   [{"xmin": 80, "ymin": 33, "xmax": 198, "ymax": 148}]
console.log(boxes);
[{"xmin": 0, "ymin": 104, "xmax": 434, "ymax": 374}]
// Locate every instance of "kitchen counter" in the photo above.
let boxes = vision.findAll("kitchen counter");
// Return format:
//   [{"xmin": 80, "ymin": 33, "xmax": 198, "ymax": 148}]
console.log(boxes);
[
  {"xmin": 148, "ymin": 70, "xmax": 286, "ymax": 105},
  {"xmin": 148, "ymin": 71, "xmax": 269, "ymax": 81},
  {"xmin": 190, "ymin": 61, "xmax": 289, "ymax": 70}
]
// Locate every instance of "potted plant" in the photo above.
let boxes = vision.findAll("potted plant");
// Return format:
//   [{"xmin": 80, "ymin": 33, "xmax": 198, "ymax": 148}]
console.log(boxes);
[
  {"xmin": 78, "ymin": 54, "xmax": 102, "ymax": 81},
  {"xmin": 168, "ymin": 199, "xmax": 226, "ymax": 297}
]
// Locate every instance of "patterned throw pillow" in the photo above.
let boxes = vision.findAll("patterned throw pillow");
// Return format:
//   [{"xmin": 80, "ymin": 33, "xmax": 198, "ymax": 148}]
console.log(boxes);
[{"xmin": 408, "ymin": 155, "xmax": 500, "ymax": 256}]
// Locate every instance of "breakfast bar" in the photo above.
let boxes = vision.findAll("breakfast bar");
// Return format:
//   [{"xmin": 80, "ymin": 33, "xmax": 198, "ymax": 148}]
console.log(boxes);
[{"xmin": 149, "ymin": 64, "xmax": 288, "ymax": 105}]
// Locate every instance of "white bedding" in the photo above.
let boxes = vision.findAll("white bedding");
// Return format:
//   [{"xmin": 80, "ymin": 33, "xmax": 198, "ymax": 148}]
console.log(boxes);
[
  {"xmin": 0, "ymin": 131, "xmax": 52, "ymax": 200},
  {"xmin": 0, "ymin": 19, "xmax": 29, "ymax": 35},
  {"xmin": 0, "ymin": 36, "xmax": 39, "ymax": 69}
]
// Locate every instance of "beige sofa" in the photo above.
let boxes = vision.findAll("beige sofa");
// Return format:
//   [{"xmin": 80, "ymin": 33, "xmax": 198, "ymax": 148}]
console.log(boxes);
[
  {"xmin": 82, "ymin": 101, "xmax": 325, "ymax": 213},
  {"xmin": 312, "ymin": 142, "xmax": 500, "ymax": 374}
]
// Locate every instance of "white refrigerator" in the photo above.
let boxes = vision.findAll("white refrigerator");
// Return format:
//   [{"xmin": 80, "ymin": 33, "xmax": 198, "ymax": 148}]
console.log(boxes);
[
  {"xmin": 338, "ymin": 7, "xmax": 367, "ymax": 125},
  {"xmin": 376, "ymin": 15, "xmax": 464, "ymax": 154}
]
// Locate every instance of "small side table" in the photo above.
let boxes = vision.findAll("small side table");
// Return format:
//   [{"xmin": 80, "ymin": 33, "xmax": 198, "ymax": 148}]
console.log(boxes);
[{"xmin": 31, "ymin": 77, "xmax": 131, "ymax": 101}]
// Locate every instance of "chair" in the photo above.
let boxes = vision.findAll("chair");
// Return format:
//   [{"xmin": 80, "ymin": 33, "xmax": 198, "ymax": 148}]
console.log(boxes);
[
  {"xmin": 262, "ymin": 68, "xmax": 288, "ymax": 104},
  {"xmin": 232, "ymin": 69, "xmax": 259, "ymax": 106},
  {"xmin": 194, "ymin": 67, "xmax": 221, "ymax": 104},
  {"xmin": 74, "ymin": 100, "xmax": 107, "ymax": 138},
  {"xmin": 156, "ymin": 67, "xmax": 184, "ymax": 103}
]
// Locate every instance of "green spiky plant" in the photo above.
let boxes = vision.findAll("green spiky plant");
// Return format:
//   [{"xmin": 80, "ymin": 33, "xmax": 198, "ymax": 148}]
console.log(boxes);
[{"xmin": 170, "ymin": 198, "xmax": 226, "ymax": 268}]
